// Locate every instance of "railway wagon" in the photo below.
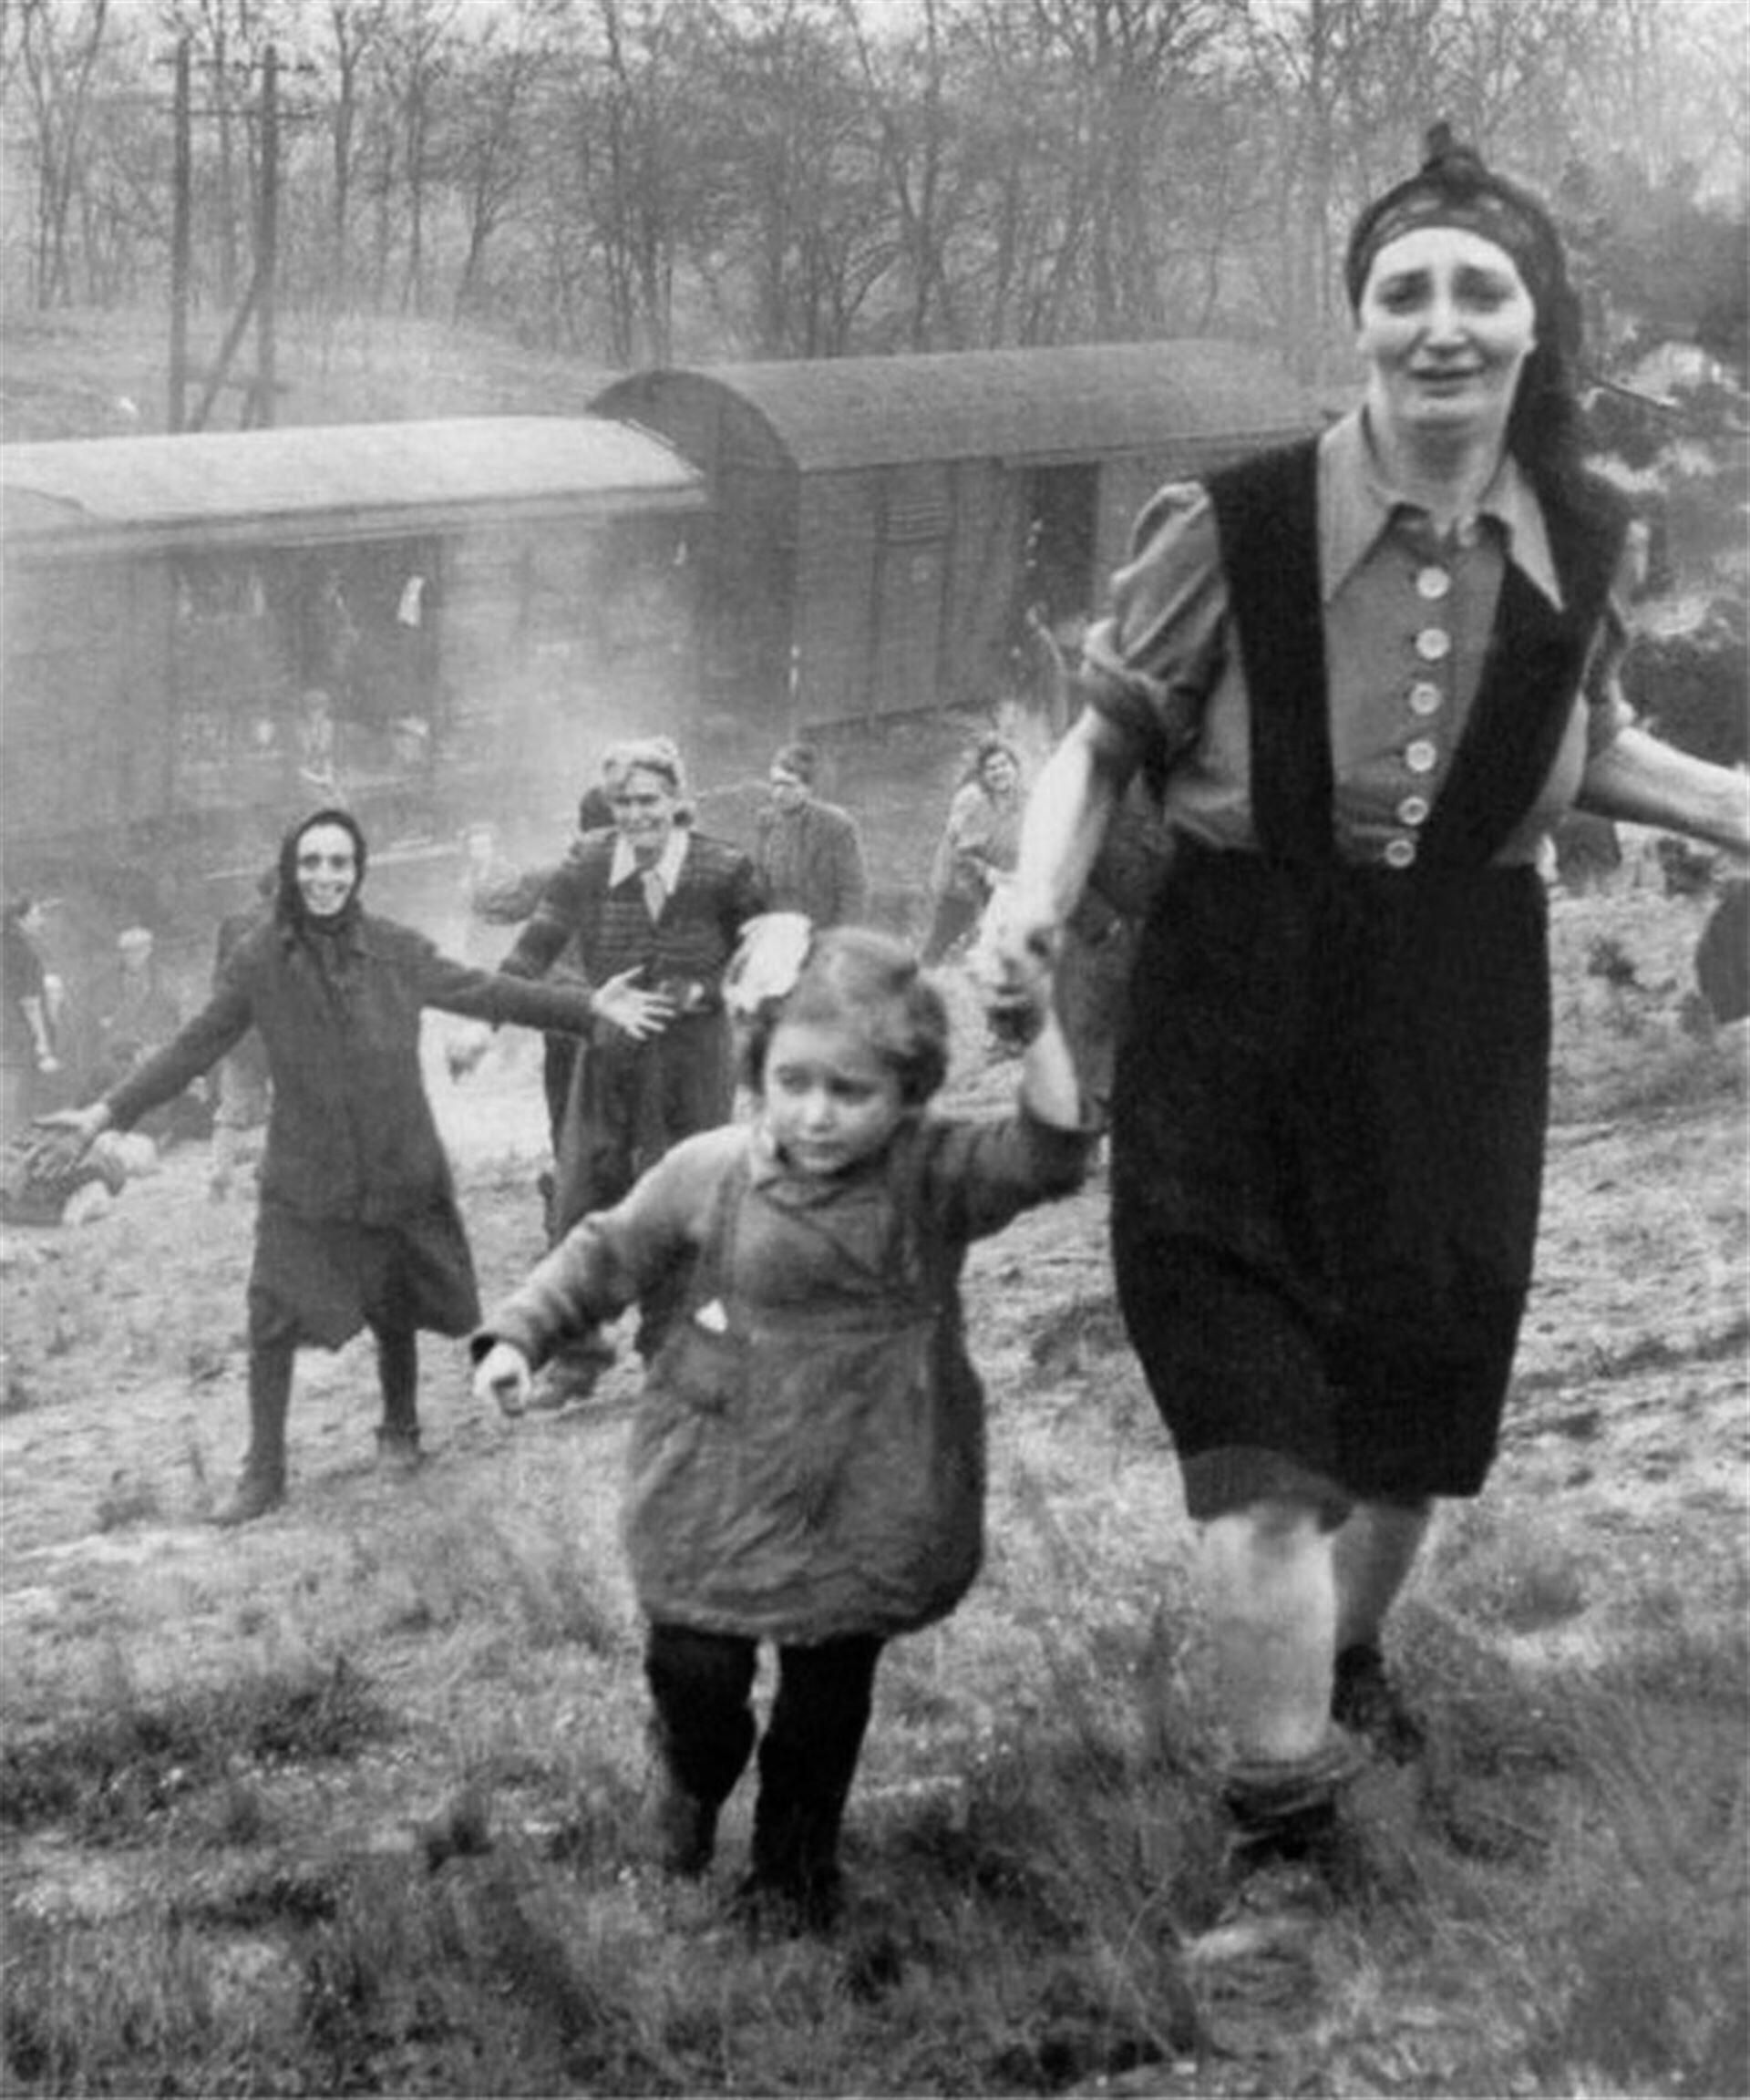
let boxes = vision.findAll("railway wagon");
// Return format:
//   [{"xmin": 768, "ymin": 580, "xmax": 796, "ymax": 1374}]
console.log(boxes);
[
  {"xmin": 591, "ymin": 340, "xmax": 1321, "ymax": 738},
  {"xmin": 0, "ymin": 416, "xmax": 705, "ymax": 920}
]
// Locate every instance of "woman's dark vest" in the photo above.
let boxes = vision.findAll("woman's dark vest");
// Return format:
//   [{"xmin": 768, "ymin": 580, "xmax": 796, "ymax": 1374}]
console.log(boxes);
[
  {"xmin": 1112, "ymin": 438, "xmax": 1626, "ymax": 1365},
  {"xmin": 1207, "ymin": 438, "xmax": 1626, "ymax": 869}
]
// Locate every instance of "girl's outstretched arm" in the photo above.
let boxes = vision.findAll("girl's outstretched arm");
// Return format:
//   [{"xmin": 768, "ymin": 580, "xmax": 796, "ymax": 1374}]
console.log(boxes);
[{"xmin": 471, "ymin": 1125, "xmax": 738, "ymax": 1373}]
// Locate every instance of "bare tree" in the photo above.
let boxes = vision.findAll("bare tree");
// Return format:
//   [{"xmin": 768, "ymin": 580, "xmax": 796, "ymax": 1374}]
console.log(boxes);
[
  {"xmin": 362, "ymin": 0, "xmax": 458, "ymax": 315},
  {"xmin": 448, "ymin": 0, "xmax": 565, "ymax": 321},
  {"xmin": 15, "ymin": 0, "xmax": 112, "ymax": 306},
  {"xmin": 320, "ymin": 0, "xmax": 389, "ymax": 311},
  {"xmin": 689, "ymin": 0, "xmax": 896, "ymax": 356},
  {"xmin": 1, "ymin": 0, "xmax": 1743, "ymax": 378},
  {"xmin": 838, "ymin": 0, "xmax": 967, "ymax": 348}
]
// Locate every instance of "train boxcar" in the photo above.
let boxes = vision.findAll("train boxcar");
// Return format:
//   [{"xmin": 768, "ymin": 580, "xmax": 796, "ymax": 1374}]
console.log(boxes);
[
  {"xmin": 0, "ymin": 416, "xmax": 705, "ymax": 911},
  {"xmin": 591, "ymin": 341, "xmax": 1322, "ymax": 738}
]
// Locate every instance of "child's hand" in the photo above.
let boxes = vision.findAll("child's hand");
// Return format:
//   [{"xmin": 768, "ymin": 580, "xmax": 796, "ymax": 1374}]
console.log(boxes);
[{"xmin": 474, "ymin": 1341, "xmax": 533, "ymax": 1418}]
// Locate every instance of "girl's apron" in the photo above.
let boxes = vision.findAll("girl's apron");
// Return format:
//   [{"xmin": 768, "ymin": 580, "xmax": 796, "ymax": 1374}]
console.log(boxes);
[{"xmin": 624, "ymin": 1146, "xmax": 984, "ymax": 1642}]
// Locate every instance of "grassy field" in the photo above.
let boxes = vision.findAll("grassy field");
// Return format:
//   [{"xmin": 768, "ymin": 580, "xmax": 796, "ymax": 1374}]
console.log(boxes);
[{"xmin": 1, "ymin": 881, "xmax": 1745, "ymax": 2098}]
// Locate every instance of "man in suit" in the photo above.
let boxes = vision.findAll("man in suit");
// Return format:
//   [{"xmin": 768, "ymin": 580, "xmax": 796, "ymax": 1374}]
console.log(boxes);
[{"xmin": 751, "ymin": 741, "xmax": 869, "ymax": 931}]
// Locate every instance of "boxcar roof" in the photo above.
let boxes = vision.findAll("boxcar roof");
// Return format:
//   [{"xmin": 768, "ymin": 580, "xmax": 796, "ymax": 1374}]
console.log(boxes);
[
  {"xmin": 592, "ymin": 341, "xmax": 1321, "ymax": 471},
  {"xmin": 0, "ymin": 417, "xmax": 703, "ymax": 555}
]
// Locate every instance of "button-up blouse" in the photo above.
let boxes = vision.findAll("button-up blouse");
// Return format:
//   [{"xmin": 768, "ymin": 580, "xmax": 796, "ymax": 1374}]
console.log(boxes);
[{"xmin": 1082, "ymin": 409, "xmax": 1634, "ymax": 869}]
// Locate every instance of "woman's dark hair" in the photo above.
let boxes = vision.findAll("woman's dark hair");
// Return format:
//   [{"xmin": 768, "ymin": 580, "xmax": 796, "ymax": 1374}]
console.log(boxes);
[
  {"xmin": 738, "ymin": 926, "xmax": 951, "ymax": 1109},
  {"xmin": 1346, "ymin": 123, "xmax": 1595, "ymax": 513},
  {"xmin": 276, "ymin": 807, "xmax": 368, "ymax": 928}
]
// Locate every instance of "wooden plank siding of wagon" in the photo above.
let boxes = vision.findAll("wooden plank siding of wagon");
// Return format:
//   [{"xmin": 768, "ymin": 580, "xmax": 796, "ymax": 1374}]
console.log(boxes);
[
  {"xmin": 0, "ymin": 418, "xmax": 705, "ymax": 891},
  {"xmin": 592, "ymin": 343, "xmax": 1323, "ymax": 743}
]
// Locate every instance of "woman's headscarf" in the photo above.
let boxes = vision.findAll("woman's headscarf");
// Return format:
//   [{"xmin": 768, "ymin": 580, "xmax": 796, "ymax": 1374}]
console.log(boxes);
[
  {"xmin": 276, "ymin": 807, "xmax": 368, "ymax": 936},
  {"xmin": 1345, "ymin": 122, "xmax": 1590, "ymax": 501},
  {"xmin": 1344, "ymin": 123, "xmax": 1574, "ymax": 355}
]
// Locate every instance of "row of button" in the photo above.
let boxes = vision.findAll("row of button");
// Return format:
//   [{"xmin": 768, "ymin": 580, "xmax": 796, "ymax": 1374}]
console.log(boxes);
[{"xmin": 1386, "ymin": 562, "xmax": 1459, "ymax": 869}]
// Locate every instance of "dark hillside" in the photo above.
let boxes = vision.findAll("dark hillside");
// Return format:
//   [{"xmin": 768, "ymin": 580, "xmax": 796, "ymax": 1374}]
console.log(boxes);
[{"xmin": 1, "ymin": 306, "xmax": 619, "ymax": 444}]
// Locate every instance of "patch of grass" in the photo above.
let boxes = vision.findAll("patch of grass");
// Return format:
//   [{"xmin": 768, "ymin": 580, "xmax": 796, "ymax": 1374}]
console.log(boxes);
[
  {"xmin": 1514, "ymin": 1312, "xmax": 1750, "ymax": 1394},
  {"xmin": 5, "ymin": 1593, "xmax": 1745, "ymax": 2097},
  {"xmin": 1519, "ymin": 1647, "xmax": 1749, "ymax": 2097},
  {"xmin": 1, "ymin": 1907, "xmax": 303, "ymax": 2097},
  {"xmin": 1426, "ymin": 1502, "xmax": 1595, "ymax": 1635},
  {"xmin": 1024, "ymin": 1292, "xmax": 1130, "ymax": 1382},
  {"xmin": 365, "ymin": 1497, "xmax": 626, "ymax": 1653},
  {"xmin": 0, "ymin": 1657, "xmax": 391, "ymax": 1840},
  {"xmin": 92, "ymin": 1470, "xmax": 162, "ymax": 1532}
]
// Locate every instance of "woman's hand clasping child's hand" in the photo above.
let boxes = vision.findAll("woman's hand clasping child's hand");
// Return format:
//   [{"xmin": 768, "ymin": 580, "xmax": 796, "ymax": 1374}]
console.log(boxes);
[
  {"xmin": 474, "ymin": 1341, "xmax": 533, "ymax": 1418},
  {"xmin": 969, "ymin": 881, "xmax": 1055, "ymax": 1048}
]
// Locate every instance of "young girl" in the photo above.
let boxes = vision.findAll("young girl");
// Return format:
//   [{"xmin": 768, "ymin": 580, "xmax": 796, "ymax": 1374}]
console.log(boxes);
[{"xmin": 472, "ymin": 920, "xmax": 1091, "ymax": 1929}]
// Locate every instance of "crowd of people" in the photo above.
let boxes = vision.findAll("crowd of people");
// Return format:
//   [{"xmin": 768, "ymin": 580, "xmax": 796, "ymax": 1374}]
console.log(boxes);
[{"xmin": 15, "ymin": 129, "xmax": 1750, "ymax": 1965}]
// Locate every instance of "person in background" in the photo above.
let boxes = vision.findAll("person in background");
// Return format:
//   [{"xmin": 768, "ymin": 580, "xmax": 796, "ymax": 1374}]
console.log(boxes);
[
  {"xmin": 458, "ymin": 822, "xmax": 535, "ymax": 965},
  {"xmin": 87, "ymin": 926, "xmax": 185, "ymax": 1134},
  {"xmin": 472, "ymin": 921, "xmax": 1092, "ymax": 1932},
  {"xmin": 208, "ymin": 867, "xmax": 277, "ymax": 1199},
  {"xmin": 459, "ymin": 787, "xmax": 619, "ymax": 1149},
  {"xmin": 988, "ymin": 126, "xmax": 1750, "ymax": 1943},
  {"xmin": 36, "ymin": 808, "xmax": 666, "ymax": 1525},
  {"xmin": 2, "ymin": 895, "xmax": 60, "ymax": 1140},
  {"xmin": 922, "ymin": 735, "xmax": 1024, "ymax": 962},
  {"xmin": 535, "ymin": 784, "xmax": 620, "ymax": 1154},
  {"xmin": 752, "ymin": 742, "xmax": 870, "ymax": 930},
  {"xmin": 458, "ymin": 739, "xmax": 767, "ymax": 1403},
  {"xmin": 293, "ymin": 685, "xmax": 342, "ymax": 800}
]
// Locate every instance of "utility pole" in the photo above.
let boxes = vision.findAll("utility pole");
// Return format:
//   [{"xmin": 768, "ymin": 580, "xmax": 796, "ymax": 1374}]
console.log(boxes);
[
  {"xmin": 253, "ymin": 44, "xmax": 279, "ymax": 428},
  {"xmin": 169, "ymin": 38, "xmax": 191, "ymax": 433},
  {"xmin": 165, "ymin": 40, "xmax": 297, "ymax": 433}
]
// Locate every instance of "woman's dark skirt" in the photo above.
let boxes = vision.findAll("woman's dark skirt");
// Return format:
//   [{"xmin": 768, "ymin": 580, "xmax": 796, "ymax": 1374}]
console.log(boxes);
[
  {"xmin": 1110, "ymin": 844, "xmax": 1551, "ymax": 1518},
  {"xmin": 247, "ymin": 1196, "xmax": 482, "ymax": 1352}
]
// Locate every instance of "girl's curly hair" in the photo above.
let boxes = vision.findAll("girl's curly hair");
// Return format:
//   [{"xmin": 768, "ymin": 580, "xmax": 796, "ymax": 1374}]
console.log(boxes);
[{"xmin": 738, "ymin": 926, "xmax": 950, "ymax": 1108}]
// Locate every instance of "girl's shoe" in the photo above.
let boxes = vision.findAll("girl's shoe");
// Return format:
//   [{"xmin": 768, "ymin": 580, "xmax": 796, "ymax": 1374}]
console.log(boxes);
[
  {"xmin": 649, "ymin": 1771, "xmax": 717, "ymax": 1879},
  {"xmin": 726, "ymin": 1864, "xmax": 843, "ymax": 1937}
]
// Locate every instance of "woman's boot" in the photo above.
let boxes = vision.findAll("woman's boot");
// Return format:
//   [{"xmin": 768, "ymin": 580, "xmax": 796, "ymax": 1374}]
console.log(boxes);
[
  {"xmin": 374, "ymin": 1326, "xmax": 423, "ymax": 1474},
  {"xmin": 216, "ymin": 1343, "xmax": 293, "ymax": 1525}
]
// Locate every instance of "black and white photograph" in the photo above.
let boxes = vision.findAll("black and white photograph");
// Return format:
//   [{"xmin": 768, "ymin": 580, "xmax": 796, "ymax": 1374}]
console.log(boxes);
[{"xmin": 1, "ymin": 1, "xmax": 1745, "ymax": 2090}]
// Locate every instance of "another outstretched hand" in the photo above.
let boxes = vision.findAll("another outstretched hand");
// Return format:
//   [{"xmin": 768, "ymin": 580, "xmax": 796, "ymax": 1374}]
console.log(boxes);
[
  {"xmin": 592, "ymin": 968, "xmax": 676, "ymax": 1043},
  {"xmin": 28, "ymin": 1105, "xmax": 109, "ymax": 1179},
  {"xmin": 473, "ymin": 1340, "xmax": 532, "ymax": 1418}
]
